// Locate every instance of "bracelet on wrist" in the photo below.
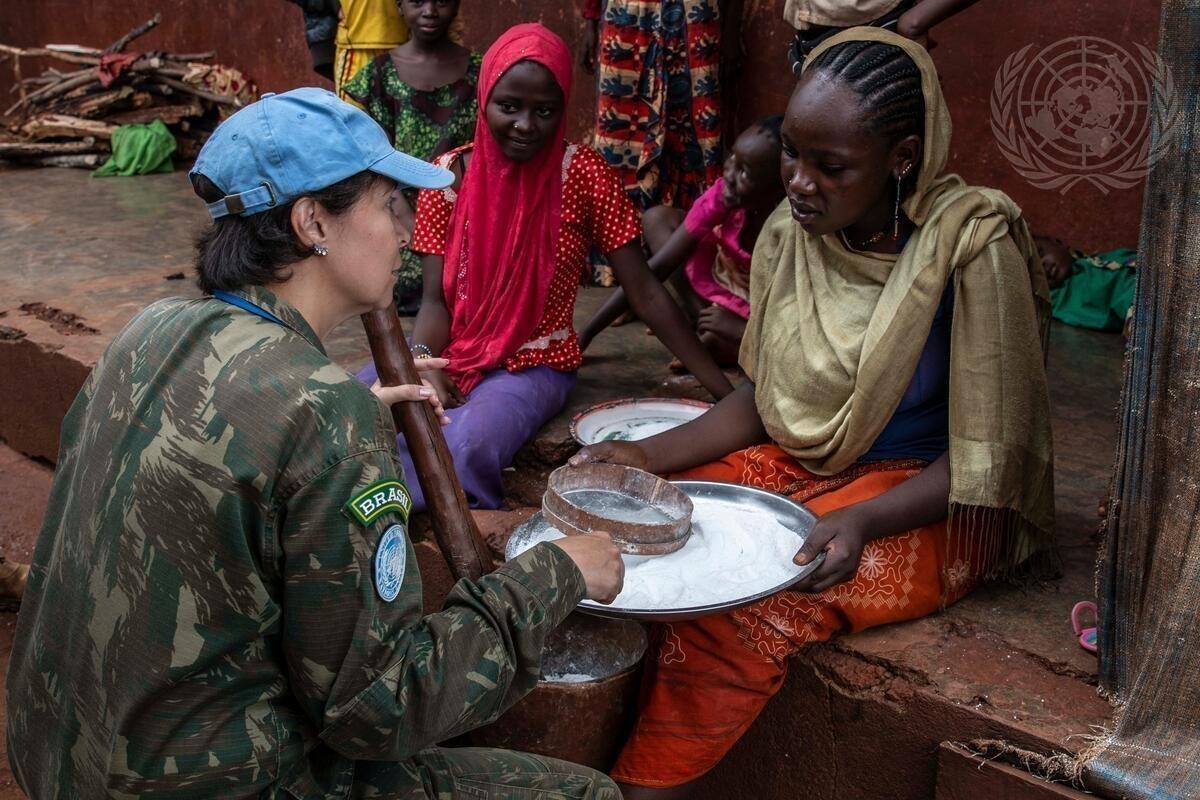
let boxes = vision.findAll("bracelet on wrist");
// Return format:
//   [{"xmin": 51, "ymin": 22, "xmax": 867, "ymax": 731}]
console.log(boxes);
[{"xmin": 411, "ymin": 343, "xmax": 434, "ymax": 360}]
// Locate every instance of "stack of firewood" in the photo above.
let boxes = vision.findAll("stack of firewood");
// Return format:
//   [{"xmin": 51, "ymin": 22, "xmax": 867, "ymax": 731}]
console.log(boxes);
[{"xmin": 0, "ymin": 15, "xmax": 253, "ymax": 168}]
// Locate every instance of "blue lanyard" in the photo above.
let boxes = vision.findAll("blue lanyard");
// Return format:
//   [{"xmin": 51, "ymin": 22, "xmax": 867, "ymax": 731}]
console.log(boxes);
[{"xmin": 212, "ymin": 290, "xmax": 286, "ymax": 327}]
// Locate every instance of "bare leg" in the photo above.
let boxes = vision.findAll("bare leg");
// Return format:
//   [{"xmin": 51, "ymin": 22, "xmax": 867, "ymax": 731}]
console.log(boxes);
[
  {"xmin": 579, "ymin": 206, "xmax": 688, "ymax": 344},
  {"xmin": 699, "ymin": 330, "xmax": 742, "ymax": 366},
  {"xmin": 643, "ymin": 205, "xmax": 686, "ymax": 256},
  {"xmin": 671, "ymin": 269, "xmax": 706, "ymax": 321}
]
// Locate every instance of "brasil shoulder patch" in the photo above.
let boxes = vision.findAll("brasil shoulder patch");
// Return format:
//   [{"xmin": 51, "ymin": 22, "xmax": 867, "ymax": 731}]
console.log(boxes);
[{"xmin": 344, "ymin": 479, "xmax": 412, "ymax": 526}]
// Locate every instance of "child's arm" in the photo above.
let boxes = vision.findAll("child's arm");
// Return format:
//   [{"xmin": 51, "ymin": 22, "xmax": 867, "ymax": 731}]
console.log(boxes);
[
  {"xmin": 897, "ymin": 0, "xmax": 983, "ymax": 40},
  {"xmin": 580, "ymin": 0, "xmax": 602, "ymax": 73},
  {"xmin": 608, "ymin": 242, "xmax": 735, "ymax": 400},
  {"xmin": 579, "ymin": 224, "xmax": 701, "ymax": 350},
  {"xmin": 410, "ymin": 254, "xmax": 465, "ymax": 407}
]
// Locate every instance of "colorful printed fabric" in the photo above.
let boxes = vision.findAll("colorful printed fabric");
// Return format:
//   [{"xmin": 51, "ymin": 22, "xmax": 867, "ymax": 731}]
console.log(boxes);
[
  {"xmin": 343, "ymin": 52, "xmax": 482, "ymax": 160},
  {"xmin": 610, "ymin": 444, "xmax": 993, "ymax": 787},
  {"xmin": 411, "ymin": 143, "xmax": 641, "ymax": 381},
  {"xmin": 343, "ymin": 52, "xmax": 482, "ymax": 302},
  {"xmin": 335, "ymin": 45, "xmax": 391, "ymax": 99},
  {"xmin": 181, "ymin": 63, "xmax": 258, "ymax": 118},
  {"xmin": 594, "ymin": 0, "xmax": 723, "ymax": 210},
  {"xmin": 681, "ymin": 178, "xmax": 753, "ymax": 318},
  {"xmin": 1050, "ymin": 247, "xmax": 1137, "ymax": 332}
]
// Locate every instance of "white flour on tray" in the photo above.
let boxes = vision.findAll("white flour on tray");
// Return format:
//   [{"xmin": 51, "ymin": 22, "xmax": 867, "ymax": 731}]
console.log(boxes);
[{"xmin": 513, "ymin": 497, "xmax": 807, "ymax": 610}]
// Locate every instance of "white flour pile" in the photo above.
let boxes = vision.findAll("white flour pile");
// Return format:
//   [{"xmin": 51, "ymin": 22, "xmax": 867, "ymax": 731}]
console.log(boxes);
[
  {"xmin": 542, "ymin": 672, "xmax": 597, "ymax": 683},
  {"xmin": 514, "ymin": 496, "xmax": 808, "ymax": 611}
]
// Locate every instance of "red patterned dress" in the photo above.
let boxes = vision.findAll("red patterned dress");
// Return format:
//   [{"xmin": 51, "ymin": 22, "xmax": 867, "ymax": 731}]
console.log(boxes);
[{"xmin": 411, "ymin": 142, "xmax": 642, "ymax": 374}]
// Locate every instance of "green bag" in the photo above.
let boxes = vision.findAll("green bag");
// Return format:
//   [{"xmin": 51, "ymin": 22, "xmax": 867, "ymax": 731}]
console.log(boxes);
[{"xmin": 93, "ymin": 119, "xmax": 177, "ymax": 177}]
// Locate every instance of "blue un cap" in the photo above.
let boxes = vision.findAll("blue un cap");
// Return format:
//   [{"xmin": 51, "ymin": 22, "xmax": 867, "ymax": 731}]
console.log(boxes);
[{"xmin": 190, "ymin": 87, "xmax": 453, "ymax": 219}]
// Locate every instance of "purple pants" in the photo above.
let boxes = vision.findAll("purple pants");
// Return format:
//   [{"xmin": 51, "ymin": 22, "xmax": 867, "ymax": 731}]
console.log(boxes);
[{"xmin": 355, "ymin": 363, "xmax": 577, "ymax": 512}]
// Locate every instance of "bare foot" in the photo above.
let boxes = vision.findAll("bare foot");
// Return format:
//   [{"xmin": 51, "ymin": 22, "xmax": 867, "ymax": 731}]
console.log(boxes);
[{"xmin": 610, "ymin": 310, "xmax": 637, "ymax": 327}]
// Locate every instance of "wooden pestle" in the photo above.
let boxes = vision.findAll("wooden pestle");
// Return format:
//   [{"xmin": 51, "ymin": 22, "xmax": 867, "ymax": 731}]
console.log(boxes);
[{"xmin": 361, "ymin": 306, "xmax": 494, "ymax": 582}]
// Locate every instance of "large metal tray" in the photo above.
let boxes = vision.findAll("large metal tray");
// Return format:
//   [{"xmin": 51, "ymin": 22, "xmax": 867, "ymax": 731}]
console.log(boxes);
[{"xmin": 506, "ymin": 480, "xmax": 823, "ymax": 622}]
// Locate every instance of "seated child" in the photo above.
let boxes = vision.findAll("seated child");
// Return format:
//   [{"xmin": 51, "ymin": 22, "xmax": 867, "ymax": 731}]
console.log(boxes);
[
  {"xmin": 579, "ymin": 116, "xmax": 785, "ymax": 364},
  {"xmin": 343, "ymin": 0, "xmax": 479, "ymax": 313},
  {"xmin": 1036, "ymin": 234, "xmax": 1136, "ymax": 334}
]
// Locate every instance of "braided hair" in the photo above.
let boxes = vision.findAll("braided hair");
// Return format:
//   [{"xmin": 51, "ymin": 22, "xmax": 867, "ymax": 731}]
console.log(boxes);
[{"xmin": 807, "ymin": 40, "xmax": 925, "ymax": 150}]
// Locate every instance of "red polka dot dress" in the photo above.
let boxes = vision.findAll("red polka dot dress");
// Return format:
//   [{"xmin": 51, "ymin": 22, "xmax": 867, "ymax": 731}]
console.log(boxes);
[{"xmin": 411, "ymin": 142, "xmax": 641, "ymax": 375}]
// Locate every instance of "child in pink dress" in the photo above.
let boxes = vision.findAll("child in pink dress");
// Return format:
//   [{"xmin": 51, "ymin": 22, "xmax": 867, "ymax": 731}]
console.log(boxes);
[{"xmin": 580, "ymin": 116, "xmax": 785, "ymax": 364}]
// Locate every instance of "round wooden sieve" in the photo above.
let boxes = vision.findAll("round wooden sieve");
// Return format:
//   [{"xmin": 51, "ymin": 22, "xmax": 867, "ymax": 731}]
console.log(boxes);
[{"xmin": 542, "ymin": 464, "xmax": 693, "ymax": 555}]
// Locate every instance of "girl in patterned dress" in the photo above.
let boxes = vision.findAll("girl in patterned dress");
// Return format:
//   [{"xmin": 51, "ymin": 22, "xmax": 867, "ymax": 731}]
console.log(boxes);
[
  {"xmin": 356, "ymin": 24, "xmax": 733, "ymax": 514},
  {"xmin": 344, "ymin": 0, "xmax": 480, "ymax": 312},
  {"xmin": 579, "ymin": 115, "xmax": 786, "ymax": 365},
  {"xmin": 572, "ymin": 29, "xmax": 1055, "ymax": 796}
]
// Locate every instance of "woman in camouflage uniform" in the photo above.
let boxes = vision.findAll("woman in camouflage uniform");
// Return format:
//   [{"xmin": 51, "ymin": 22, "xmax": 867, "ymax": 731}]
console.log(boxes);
[{"xmin": 6, "ymin": 88, "xmax": 624, "ymax": 800}]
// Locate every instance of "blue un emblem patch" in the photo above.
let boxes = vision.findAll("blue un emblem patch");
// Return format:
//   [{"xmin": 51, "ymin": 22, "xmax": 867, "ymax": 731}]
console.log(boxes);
[{"xmin": 374, "ymin": 524, "xmax": 407, "ymax": 602}]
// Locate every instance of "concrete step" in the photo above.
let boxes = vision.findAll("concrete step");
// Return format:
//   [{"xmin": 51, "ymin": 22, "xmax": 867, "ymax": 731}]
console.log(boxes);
[{"xmin": 936, "ymin": 742, "xmax": 1094, "ymax": 799}]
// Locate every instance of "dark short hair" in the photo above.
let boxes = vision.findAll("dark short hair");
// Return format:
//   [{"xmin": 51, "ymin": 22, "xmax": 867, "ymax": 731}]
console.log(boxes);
[
  {"xmin": 756, "ymin": 114, "xmax": 785, "ymax": 145},
  {"xmin": 190, "ymin": 171, "xmax": 380, "ymax": 293}
]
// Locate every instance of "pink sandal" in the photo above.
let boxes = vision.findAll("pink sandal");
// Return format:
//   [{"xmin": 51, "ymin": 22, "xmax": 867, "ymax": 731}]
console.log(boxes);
[{"xmin": 1071, "ymin": 601, "xmax": 1098, "ymax": 654}]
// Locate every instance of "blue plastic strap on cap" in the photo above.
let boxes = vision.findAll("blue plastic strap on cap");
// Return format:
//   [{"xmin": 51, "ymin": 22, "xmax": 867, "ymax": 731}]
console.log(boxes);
[{"xmin": 206, "ymin": 183, "xmax": 278, "ymax": 219}]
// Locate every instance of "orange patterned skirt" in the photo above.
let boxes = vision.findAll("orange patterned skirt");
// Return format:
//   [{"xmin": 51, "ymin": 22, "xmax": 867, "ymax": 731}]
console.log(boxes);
[{"xmin": 610, "ymin": 444, "xmax": 990, "ymax": 788}]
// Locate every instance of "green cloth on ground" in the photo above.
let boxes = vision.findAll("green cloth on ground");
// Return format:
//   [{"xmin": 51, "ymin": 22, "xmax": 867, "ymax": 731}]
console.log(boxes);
[
  {"xmin": 93, "ymin": 120, "xmax": 176, "ymax": 177},
  {"xmin": 1050, "ymin": 248, "xmax": 1137, "ymax": 331}
]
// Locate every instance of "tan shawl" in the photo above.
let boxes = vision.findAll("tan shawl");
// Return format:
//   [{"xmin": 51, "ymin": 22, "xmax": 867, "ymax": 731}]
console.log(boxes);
[{"xmin": 740, "ymin": 28, "xmax": 1055, "ymax": 569}]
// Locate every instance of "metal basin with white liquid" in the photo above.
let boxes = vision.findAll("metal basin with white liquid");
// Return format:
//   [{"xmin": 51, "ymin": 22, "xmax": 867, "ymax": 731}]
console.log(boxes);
[{"xmin": 507, "ymin": 481, "xmax": 824, "ymax": 622}]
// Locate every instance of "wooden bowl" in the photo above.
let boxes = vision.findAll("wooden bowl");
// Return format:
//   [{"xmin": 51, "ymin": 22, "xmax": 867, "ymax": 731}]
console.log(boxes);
[{"xmin": 542, "ymin": 464, "xmax": 693, "ymax": 555}]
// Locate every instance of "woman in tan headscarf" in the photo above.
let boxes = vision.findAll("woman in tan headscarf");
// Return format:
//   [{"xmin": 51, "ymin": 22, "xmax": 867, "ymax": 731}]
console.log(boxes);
[{"xmin": 571, "ymin": 28, "xmax": 1054, "ymax": 797}]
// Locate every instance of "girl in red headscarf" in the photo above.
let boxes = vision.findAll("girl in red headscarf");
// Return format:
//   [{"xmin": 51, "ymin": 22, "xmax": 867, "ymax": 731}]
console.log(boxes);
[{"xmin": 358, "ymin": 23, "xmax": 733, "ymax": 514}]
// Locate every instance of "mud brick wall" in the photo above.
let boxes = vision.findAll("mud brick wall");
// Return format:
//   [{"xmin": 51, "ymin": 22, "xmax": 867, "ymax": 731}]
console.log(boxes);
[{"xmin": 0, "ymin": 1, "xmax": 1159, "ymax": 251}]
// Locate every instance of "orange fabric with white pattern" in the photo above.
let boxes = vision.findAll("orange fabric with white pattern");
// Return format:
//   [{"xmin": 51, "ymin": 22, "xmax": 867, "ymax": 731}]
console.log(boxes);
[{"xmin": 610, "ymin": 443, "xmax": 992, "ymax": 788}]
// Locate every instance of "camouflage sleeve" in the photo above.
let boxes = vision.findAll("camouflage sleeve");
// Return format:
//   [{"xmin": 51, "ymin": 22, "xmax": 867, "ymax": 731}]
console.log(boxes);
[{"xmin": 277, "ymin": 449, "xmax": 586, "ymax": 762}]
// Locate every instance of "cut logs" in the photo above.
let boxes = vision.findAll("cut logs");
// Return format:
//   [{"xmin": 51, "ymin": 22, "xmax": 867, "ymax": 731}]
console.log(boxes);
[{"xmin": 1, "ymin": 15, "xmax": 256, "ymax": 168}]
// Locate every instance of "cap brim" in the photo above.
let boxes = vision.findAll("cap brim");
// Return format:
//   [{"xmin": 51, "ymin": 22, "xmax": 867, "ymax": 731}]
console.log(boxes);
[{"xmin": 368, "ymin": 149, "xmax": 454, "ymax": 190}]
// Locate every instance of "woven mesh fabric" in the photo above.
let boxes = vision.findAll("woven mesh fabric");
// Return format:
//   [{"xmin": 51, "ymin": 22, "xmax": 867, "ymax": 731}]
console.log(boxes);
[{"xmin": 1085, "ymin": 3, "xmax": 1200, "ymax": 797}]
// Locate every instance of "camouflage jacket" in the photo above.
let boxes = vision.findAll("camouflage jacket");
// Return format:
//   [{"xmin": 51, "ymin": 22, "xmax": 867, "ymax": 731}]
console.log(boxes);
[{"xmin": 6, "ymin": 287, "xmax": 585, "ymax": 799}]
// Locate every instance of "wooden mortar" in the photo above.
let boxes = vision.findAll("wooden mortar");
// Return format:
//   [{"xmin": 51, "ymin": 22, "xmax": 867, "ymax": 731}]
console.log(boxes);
[{"xmin": 468, "ymin": 613, "xmax": 647, "ymax": 770}]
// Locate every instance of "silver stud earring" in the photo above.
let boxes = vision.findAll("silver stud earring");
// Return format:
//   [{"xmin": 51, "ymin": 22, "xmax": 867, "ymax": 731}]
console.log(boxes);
[{"xmin": 313, "ymin": 244, "xmax": 329, "ymax": 256}]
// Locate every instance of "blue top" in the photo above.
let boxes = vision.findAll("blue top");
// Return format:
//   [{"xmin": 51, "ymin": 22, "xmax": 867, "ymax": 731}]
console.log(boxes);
[{"xmin": 859, "ymin": 288, "xmax": 953, "ymax": 463}]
